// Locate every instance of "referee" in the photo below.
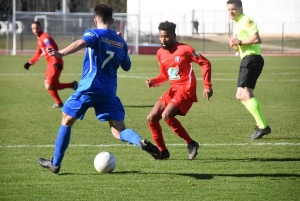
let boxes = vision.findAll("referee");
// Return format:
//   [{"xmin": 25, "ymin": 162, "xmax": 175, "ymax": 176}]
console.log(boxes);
[{"xmin": 227, "ymin": 0, "xmax": 271, "ymax": 139}]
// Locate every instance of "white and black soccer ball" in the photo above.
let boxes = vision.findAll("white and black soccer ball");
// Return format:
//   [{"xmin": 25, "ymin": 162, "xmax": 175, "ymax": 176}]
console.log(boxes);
[{"xmin": 94, "ymin": 151, "xmax": 116, "ymax": 173}]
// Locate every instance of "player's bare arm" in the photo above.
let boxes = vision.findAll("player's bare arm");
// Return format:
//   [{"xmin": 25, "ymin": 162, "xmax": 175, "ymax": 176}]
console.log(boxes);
[
  {"xmin": 203, "ymin": 88, "xmax": 213, "ymax": 101},
  {"xmin": 47, "ymin": 39, "xmax": 87, "ymax": 58}
]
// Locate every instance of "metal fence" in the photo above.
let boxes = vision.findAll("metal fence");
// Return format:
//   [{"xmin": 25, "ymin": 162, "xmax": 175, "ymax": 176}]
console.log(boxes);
[
  {"xmin": 0, "ymin": 11, "xmax": 138, "ymax": 54},
  {"xmin": 0, "ymin": 11, "xmax": 299, "ymax": 54}
]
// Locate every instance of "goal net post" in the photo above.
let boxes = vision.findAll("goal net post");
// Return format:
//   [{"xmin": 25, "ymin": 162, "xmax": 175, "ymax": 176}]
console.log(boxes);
[{"xmin": 12, "ymin": 12, "xmax": 139, "ymax": 54}]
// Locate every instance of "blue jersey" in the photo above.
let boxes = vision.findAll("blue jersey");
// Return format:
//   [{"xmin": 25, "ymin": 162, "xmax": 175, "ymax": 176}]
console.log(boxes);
[{"xmin": 77, "ymin": 28, "xmax": 131, "ymax": 97}]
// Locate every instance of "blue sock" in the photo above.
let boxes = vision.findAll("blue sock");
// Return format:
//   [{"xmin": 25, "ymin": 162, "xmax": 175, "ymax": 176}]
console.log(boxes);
[
  {"xmin": 52, "ymin": 125, "xmax": 71, "ymax": 166},
  {"xmin": 120, "ymin": 129, "xmax": 142, "ymax": 148}
]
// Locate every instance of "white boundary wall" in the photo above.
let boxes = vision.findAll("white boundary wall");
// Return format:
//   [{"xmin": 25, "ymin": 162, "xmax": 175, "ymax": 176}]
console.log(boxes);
[{"xmin": 128, "ymin": 0, "xmax": 300, "ymax": 36}]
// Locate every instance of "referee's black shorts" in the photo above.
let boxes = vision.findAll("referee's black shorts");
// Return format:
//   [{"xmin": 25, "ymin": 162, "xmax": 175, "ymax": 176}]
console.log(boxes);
[{"xmin": 237, "ymin": 55, "xmax": 264, "ymax": 89}]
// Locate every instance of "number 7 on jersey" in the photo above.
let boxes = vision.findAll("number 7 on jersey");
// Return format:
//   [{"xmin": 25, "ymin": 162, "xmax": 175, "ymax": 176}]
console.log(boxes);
[{"xmin": 101, "ymin": 50, "xmax": 114, "ymax": 68}]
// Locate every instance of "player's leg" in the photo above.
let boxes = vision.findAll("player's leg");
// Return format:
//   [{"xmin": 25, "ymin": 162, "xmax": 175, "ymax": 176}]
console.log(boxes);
[
  {"xmin": 162, "ymin": 91, "xmax": 193, "ymax": 144},
  {"xmin": 162, "ymin": 93, "xmax": 199, "ymax": 160},
  {"xmin": 38, "ymin": 112, "xmax": 76, "ymax": 174},
  {"xmin": 45, "ymin": 66, "xmax": 64, "ymax": 108},
  {"xmin": 52, "ymin": 81, "xmax": 77, "ymax": 90},
  {"xmin": 147, "ymin": 100, "xmax": 169, "ymax": 155},
  {"xmin": 54, "ymin": 63, "xmax": 78, "ymax": 90},
  {"xmin": 45, "ymin": 65, "xmax": 78, "ymax": 108},
  {"xmin": 50, "ymin": 64, "xmax": 78, "ymax": 90},
  {"xmin": 52, "ymin": 112, "xmax": 77, "ymax": 165},
  {"xmin": 38, "ymin": 92, "xmax": 89, "ymax": 173},
  {"xmin": 94, "ymin": 96, "xmax": 160, "ymax": 159},
  {"xmin": 241, "ymin": 87, "xmax": 271, "ymax": 139},
  {"xmin": 93, "ymin": 96, "xmax": 133, "ymax": 143},
  {"xmin": 162, "ymin": 103, "xmax": 193, "ymax": 144},
  {"xmin": 108, "ymin": 120, "xmax": 160, "ymax": 159},
  {"xmin": 108, "ymin": 120, "xmax": 141, "ymax": 146},
  {"xmin": 237, "ymin": 56, "xmax": 271, "ymax": 139}
]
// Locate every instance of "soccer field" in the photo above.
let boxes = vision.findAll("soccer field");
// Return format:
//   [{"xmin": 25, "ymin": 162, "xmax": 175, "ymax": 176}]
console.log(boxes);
[{"xmin": 0, "ymin": 55, "xmax": 299, "ymax": 200}]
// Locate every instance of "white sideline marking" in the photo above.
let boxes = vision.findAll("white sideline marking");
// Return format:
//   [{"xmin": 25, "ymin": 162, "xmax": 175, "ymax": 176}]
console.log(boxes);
[
  {"xmin": 0, "ymin": 73, "xmax": 299, "ymax": 82},
  {"xmin": 1, "ymin": 142, "xmax": 300, "ymax": 148}
]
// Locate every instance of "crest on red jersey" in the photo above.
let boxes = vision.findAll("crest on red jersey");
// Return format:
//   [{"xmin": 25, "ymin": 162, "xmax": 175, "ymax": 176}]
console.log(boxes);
[
  {"xmin": 193, "ymin": 51, "xmax": 200, "ymax": 57},
  {"xmin": 175, "ymin": 56, "xmax": 180, "ymax": 62},
  {"xmin": 168, "ymin": 66, "xmax": 180, "ymax": 80},
  {"xmin": 43, "ymin": 38, "xmax": 49, "ymax": 43}
]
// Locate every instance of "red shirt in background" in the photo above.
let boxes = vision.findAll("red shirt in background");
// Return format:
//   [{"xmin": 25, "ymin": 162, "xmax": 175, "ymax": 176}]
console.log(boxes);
[
  {"xmin": 29, "ymin": 32, "xmax": 63, "ymax": 67},
  {"xmin": 151, "ymin": 42, "xmax": 212, "ymax": 102}
]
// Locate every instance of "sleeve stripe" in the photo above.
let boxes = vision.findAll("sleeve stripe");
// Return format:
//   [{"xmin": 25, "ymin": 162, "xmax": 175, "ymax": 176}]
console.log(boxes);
[
  {"xmin": 88, "ymin": 47, "xmax": 92, "ymax": 73},
  {"xmin": 45, "ymin": 41, "xmax": 51, "ymax": 47}
]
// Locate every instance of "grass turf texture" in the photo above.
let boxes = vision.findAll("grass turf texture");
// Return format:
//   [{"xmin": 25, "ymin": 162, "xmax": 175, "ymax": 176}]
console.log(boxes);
[
  {"xmin": 1, "ymin": 35, "xmax": 300, "ymax": 53},
  {"xmin": 0, "ymin": 55, "xmax": 299, "ymax": 200}
]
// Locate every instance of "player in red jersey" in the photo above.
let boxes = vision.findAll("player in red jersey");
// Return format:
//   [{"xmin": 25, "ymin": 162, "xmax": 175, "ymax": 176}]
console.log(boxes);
[
  {"xmin": 23, "ymin": 21, "xmax": 78, "ymax": 108},
  {"xmin": 145, "ymin": 21, "xmax": 213, "ymax": 160}
]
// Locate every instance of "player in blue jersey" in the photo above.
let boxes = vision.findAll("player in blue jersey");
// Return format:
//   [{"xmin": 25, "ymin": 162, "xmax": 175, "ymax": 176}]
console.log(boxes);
[{"xmin": 38, "ymin": 3, "xmax": 160, "ymax": 174}]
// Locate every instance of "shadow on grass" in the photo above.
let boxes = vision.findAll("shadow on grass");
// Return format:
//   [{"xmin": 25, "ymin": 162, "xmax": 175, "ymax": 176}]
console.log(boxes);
[
  {"xmin": 209, "ymin": 158, "xmax": 300, "ymax": 162},
  {"xmin": 57, "ymin": 171, "xmax": 300, "ymax": 180},
  {"xmin": 58, "ymin": 170, "xmax": 141, "ymax": 176},
  {"xmin": 177, "ymin": 173, "xmax": 300, "ymax": 180},
  {"xmin": 149, "ymin": 158, "xmax": 300, "ymax": 162}
]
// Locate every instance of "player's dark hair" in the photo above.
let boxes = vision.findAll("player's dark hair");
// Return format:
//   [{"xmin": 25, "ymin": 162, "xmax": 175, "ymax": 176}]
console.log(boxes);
[
  {"xmin": 94, "ymin": 3, "xmax": 114, "ymax": 24},
  {"xmin": 158, "ymin": 21, "xmax": 176, "ymax": 34},
  {"xmin": 32, "ymin": 21, "xmax": 42, "ymax": 27},
  {"xmin": 227, "ymin": 0, "xmax": 243, "ymax": 8}
]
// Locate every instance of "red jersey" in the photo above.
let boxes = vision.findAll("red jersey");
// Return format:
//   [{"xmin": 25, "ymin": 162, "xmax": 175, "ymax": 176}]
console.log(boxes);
[
  {"xmin": 151, "ymin": 42, "xmax": 212, "ymax": 102},
  {"xmin": 28, "ymin": 32, "xmax": 63, "ymax": 66}
]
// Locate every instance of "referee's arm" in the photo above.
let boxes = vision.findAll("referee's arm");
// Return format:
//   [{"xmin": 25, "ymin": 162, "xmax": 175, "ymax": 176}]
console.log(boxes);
[{"xmin": 240, "ymin": 33, "xmax": 262, "ymax": 45}]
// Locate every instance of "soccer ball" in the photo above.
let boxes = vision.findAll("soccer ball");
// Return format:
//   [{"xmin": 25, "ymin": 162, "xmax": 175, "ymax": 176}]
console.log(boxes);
[{"xmin": 94, "ymin": 151, "xmax": 116, "ymax": 173}]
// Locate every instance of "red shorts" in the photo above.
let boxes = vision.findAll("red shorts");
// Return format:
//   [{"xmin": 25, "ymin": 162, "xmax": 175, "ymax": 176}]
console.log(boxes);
[
  {"xmin": 159, "ymin": 88, "xmax": 193, "ymax": 116},
  {"xmin": 45, "ymin": 62, "xmax": 63, "ymax": 85}
]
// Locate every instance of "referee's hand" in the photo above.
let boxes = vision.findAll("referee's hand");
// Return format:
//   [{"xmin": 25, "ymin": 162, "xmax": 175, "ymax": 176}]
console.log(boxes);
[
  {"xmin": 24, "ymin": 62, "xmax": 31, "ymax": 70},
  {"xmin": 231, "ymin": 45, "xmax": 239, "ymax": 51}
]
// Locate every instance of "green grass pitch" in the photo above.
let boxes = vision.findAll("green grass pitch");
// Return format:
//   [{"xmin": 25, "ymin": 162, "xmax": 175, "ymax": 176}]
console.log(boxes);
[{"xmin": 0, "ymin": 54, "xmax": 299, "ymax": 200}]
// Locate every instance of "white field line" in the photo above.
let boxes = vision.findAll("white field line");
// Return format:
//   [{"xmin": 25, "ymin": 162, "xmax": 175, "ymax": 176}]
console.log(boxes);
[
  {"xmin": 1, "ymin": 142, "xmax": 300, "ymax": 148},
  {"xmin": 0, "ymin": 73, "xmax": 299, "ymax": 82}
]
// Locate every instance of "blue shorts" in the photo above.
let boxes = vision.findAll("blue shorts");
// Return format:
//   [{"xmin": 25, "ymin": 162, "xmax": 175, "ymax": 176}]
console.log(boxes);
[{"xmin": 62, "ymin": 92, "xmax": 125, "ymax": 122}]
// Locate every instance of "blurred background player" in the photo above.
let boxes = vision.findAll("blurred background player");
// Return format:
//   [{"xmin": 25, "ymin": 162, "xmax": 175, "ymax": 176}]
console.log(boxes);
[
  {"xmin": 145, "ymin": 21, "xmax": 213, "ymax": 160},
  {"xmin": 38, "ymin": 3, "xmax": 160, "ymax": 174},
  {"xmin": 193, "ymin": 19, "xmax": 199, "ymax": 35},
  {"xmin": 227, "ymin": 0, "xmax": 271, "ymax": 140},
  {"xmin": 23, "ymin": 21, "xmax": 78, "ymax": 108}
]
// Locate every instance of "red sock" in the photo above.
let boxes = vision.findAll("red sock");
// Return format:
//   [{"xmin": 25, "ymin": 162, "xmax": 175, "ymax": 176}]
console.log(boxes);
[
  {"xmin": 165, "ymin": 117, "xmax": 192, "ymax": 144},
  {"xmin": 48, "ymin": 90, "xmax": 62, "ymax": 104},
  {"xmin": 53, "ymin": 82, "xmax": 73, "ymax": 90},
  {"xmin": 148, "ymin": 121, "xmax": 166, "ymax": 151}
]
